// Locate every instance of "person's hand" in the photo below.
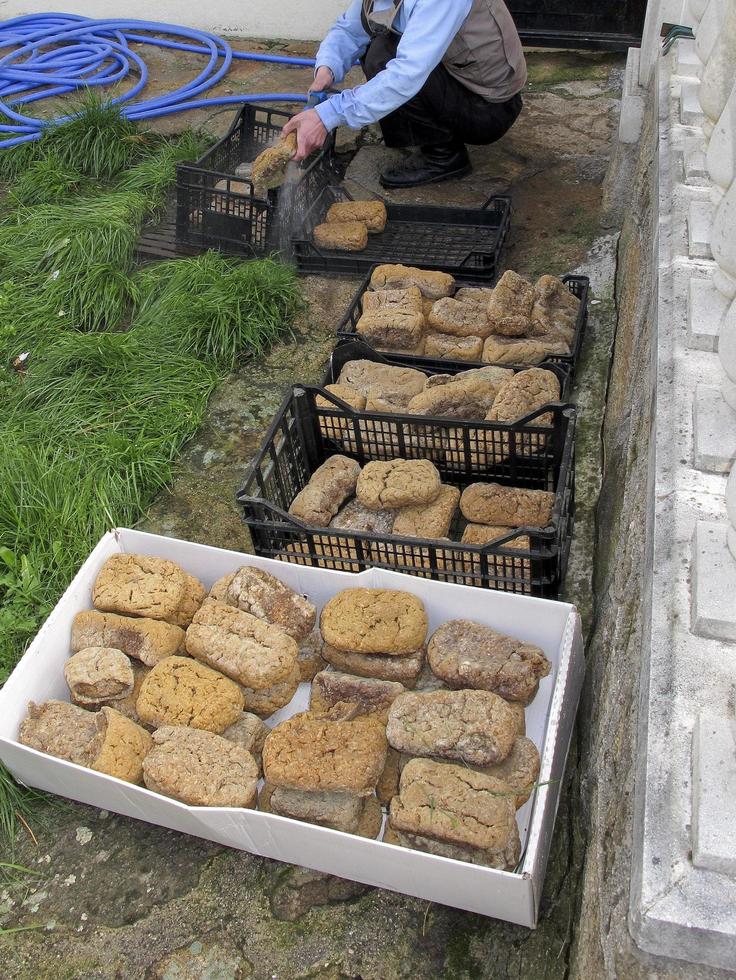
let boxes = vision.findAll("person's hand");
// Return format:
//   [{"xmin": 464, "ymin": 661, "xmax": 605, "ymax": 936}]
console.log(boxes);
[
  {"xmin": 283, "ymin": 109, "xmax": 328, "ymax": 162},
  {"xmin": 310, "ymin": 65, "xmax": 334, "ymax": 94}
]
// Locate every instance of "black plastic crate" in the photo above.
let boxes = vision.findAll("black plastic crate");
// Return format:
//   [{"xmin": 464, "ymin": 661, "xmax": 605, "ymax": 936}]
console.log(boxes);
[
  {"xmin": 175, "ymin": 105, "xmax": 335, "ymax": 257},
  {"xmin": 336, "ymin": 267, "xmax": 590, "ymax": 376},
  {"xmin": 325, "ymin": 338, "xmax": 573, "ymax": 400},
  {"xmin": 236, "ymin": 388, "xmax": 575, "ymax": 596},
  {"xmin": 292, "ymin": 187, "xmax": 511, "ymax": 282}
]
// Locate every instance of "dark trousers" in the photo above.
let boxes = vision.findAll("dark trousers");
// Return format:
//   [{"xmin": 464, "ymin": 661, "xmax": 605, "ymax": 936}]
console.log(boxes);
[{"xmin": 362, "ymin": 32, "xmax": 522, "ymax": 149}]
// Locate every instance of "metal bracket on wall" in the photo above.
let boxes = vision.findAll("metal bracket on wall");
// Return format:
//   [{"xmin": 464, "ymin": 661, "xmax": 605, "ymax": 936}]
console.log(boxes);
[{"xmin": 660, "ymin": 22, "xmax": 695, "ymax": 55}]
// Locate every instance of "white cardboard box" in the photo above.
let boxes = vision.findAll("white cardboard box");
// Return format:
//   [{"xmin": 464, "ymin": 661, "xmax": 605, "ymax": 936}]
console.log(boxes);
[{"xmin": 0, "ymin": 528, "xmax": 584, "ymax": 927}]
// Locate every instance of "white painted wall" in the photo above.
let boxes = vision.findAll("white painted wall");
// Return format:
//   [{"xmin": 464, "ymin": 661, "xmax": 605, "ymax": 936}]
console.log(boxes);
[{"xmin": 0, "ymin": 0, "xmax": 347, "ymax": 41}]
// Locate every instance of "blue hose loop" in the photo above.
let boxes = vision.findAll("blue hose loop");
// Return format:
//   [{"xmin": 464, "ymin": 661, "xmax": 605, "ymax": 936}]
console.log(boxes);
[{"xmin": 0, "ymin": 13, "xmax": 315, "ymax": 147}]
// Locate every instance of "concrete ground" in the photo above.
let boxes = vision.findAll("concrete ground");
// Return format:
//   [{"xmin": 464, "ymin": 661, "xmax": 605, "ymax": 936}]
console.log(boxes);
[{"xmin": 0, "ymin": 42, "xmax": 664, "ymax": 980}]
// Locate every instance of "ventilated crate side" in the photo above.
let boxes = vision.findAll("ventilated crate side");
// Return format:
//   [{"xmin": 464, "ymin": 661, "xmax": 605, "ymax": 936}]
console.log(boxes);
[
  {"xmin": 237, "ymin": 389, "xmax": 576, "ymax": 596},
  {"xmin": 292, "ymin": 190, "xmax": 512, "ymax": 281}
]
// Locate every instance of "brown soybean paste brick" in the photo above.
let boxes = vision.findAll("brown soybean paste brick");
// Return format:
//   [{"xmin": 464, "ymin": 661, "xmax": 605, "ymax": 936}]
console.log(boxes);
[
  {"xmin": 310, "ymin": 670, "xmax": 405, "ymax": 720},
  {"xmin": 337, "ymin": 360, "xmax": 426, "ymax": 400},
  {"xmin": 386, "ymin": 689, "xmax": 516, "ymax": 765},
  {"xmin": 143, "ymin": 725, "xmax": 259, "ymax": 806},
  {"xmin": 239, "ymin": 662, "xmax": 301, "ymax": 718},
  {"xmin": 356, "ymin": 309, "xmax": 425, "ymax": 352},
  {"xmin": 389, "ymin": 758, "xmax": 520, "ymax": 868},
  {"xmin": 288, "ymin": 455, "xmax": 361, "ymax": 527},
  {"xmin": 90, "ymin": 706, "xmax": 152, "ymax": 784},
  {"xmin": 186, "ymin": 599, "xmax": 297, "ymax": 689},
  {"xmin": 320, "ymin": 588, "xmax": 428, "ymax": 654},
  {"xmin": 221, "ymin": 711, "xmax": 269, "ymax": 770},
  {"xmin": 392, "ymin": 485, "xmax": 460, "ymax": 539},
  {"xmin": 313, "ymin": 220, "xmax": 368, "ymax": 252},
  {"xmin": 424, "ymin": 333, "xmax": 483, "ymax": 361},
  {"xmin": 460, "ymin": 484, "xmax": 555, "ymax": 527},
  {"xmin": 326, "ymin": 200, "xmax": 387, "ymax": 232},
  {"xmin": 136, "ymin": 656, "xmax": 244, "ymax": 733},
  {"xmin": 482, "ymin": 335, "xmax": 569, "ymax": 366},
  {"xmin": 321, "ymin": 644, "xmax": 425, "ymax": 685},
  {"xmin": 486, "ymin": 368, "xmax": 560, "ymax": 424},
  {"xmin": 530, "ymin": 275, "xmax": 579, "ymax": 344},
  {"xmin": 92, "ymin": 553, "xmax": 206, "ymax": 627},
  {"xmin": 220, "ymin": 567, "xmax": 316, "ymax": 641},
  {"xmin": 297, "ymin": 627, "xmax": 326, "ymax": 682},
  {"xmin": 18, "ymin": 700, "xmax": 103, "ymax": 766},
  {"xmin": 251, "ymin": 132, "xmax": 296, "ymax": 189},
  {"xmin": 263, "ymin": 711, "xmax": 387, "ymax": 794},
  {"xmin": 356, "ymin": 460, "xmax": 441, "ymax": 511},
  {"xmin": 71, "ymin": 609, "xmax": 185, "ymax": 667},
  {"xmin": 370, "ymin": 264, "xmax": 454, "ymax": 300},
  {"xmin": 64, "ymin": 647, "xmax": 134, "ymax": 705},
  {"xmin": 428, "ymin": 619, "xmax": 551, "ymax": 703},
  {"xmin": 427, "ymin": 297, "xmax": 492, "ymax": 338},
  {"xmin": 97, "ymin": 660, "xmax": 151, "ymax": 725},
  {"xmin": 270, "ymin": 786, "xmax": 364, "ymax": 832}
]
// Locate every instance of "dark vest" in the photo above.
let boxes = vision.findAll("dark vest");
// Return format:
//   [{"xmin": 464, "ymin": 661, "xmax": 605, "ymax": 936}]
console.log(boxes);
[{"xmin": 361, "ymin": 0, "xmax": 527, "ymax": 102}]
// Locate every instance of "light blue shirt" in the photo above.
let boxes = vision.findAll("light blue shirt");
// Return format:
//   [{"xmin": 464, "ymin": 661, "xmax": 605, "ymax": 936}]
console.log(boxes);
[{"xmin": 314, "ymin": 0, "xmax": 473, "ymax": 131}]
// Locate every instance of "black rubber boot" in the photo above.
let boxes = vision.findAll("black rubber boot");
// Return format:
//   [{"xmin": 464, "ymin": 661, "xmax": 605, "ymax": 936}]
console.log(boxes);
[{"xmin": 379, "ymin": 142, "xmax": 471, "ymax": 188}]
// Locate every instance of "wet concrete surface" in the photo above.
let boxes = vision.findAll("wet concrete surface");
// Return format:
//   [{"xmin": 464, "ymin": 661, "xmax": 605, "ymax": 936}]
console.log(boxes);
[{"xmin": 2, "ymin": 42, "xmax": 629, "ymax": 980}]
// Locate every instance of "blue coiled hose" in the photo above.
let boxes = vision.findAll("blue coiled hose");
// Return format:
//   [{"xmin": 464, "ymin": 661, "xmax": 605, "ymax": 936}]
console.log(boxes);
[{"xmin": 0, "ymin": 13, "xmax": 315, "ymax": 148}]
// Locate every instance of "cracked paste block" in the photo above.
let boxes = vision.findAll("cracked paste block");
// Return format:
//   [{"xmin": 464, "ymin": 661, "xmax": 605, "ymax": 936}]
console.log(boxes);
[
  {"xmin": 270, "ymin": 785, "xmax": 364, "ymax": 832},
  {"xmin": 337, "ymin": 360, "xmax": 426, "ymax": 401},
  {"xmin": 310, "ymin": 670, "xmax": 405, "ymax": 721},
  {"xmin": 238, "ymin": 662, "xmax": 301, "ymax": 717},
  {"xmin": 469, "ymin": 735, "xmax": 541, "ymax": 808},
  {"xmin": 389, "ymin": 758, "xmax": 521, "ymax": 868},
  {"xmin": 315, "ymin": 383, "xmax": 366, "ymax": 412},
  {"xmin": 314, "ymin": 220, "xmax": 368, "ymax": 252},
  {"xmin": 326, "ymin": 200, "xmax": 387, "ymax": 232},
  {"xmin": 220, "ymin": 567, "xmax": 316, "ymax": 642},
  {"xmin": 296, "ymin": 627, "xmax": 326, "ymax": 682},
  {"xmin": 90, "ymin": 706, "xmax": 153, "ymax": 784},
  {"xmin": 96, "ymin": 660, "xmax": 151, "ymax": 726},
  {"xmin": 460, "ymin": 483, "xmax": 555, "ymax": 527},
  {"xmin": 428, "ymin": 620, "xmax": 550, "ymax": 704},
  {"xmin": 356, "ymin": 459, "xmax": 441, "ymax": 511},
  {"xmin": 143, "ymin": 725, "xmax": 259, "ymax": 807},
  {"xmin": 530, "ymin": 275, "xmax": 579, "ymax": 345},
  {"xmin": 487, "ymin": 367, "xmax": 560, "ymax": 424},
  {"xmin": 71, "ymin": 609, "xmax": 185, "ymax": 667},
  {"xmin": 18, "ymin": 700, "xmax": 103, "ymax": 766},
  {"xmin": 329, "ymin": 498, "xmax": 396, "ymax": 536},
  {"xmin": 321, "ymin": 644, "xmax": 425, "ymax": 685},
  {"xmin": 92, "ymin": 553, "xmax": 206, "ymax": 628},
  {"xmin": 320, "ymin": 588, "xmax": 428, "ymax": 654},
  {"xmin": 259, "ymin": 783, "xmax": 383, "ymax": 838},
  {"xmin": 356, "ymin": 307, "xmax": 425, "ymax": 352},
  {"xmin": 387, "ymin": 689, "xmax": 517, "ymax": 765},
  {"xmin": 482, "ymin": 335, "xmax": 569, "ymax": 366},
  {"xmin": 392, "ymin": 485, "xmax": 460, "ymax": 540},
  {"xmin": 64, "ymin": 647, "xmax": 134, "ymax": 706},
  {"xmin": 136, "ymin": 656, "xmax": 244, "ymax": 733},
  {"xmin": 370, "ymin": 264, "xmax": 455, "ymax": 300},
  {"xmin": 362, "ymin": 286, "xmax": 423, "ymax": 317},
  {"xmin": 424, "ymin": 333, "xmax": 483, "ymax": 361},
  {"xmin": 487, "ymin": 270, "xmax": 534, "ymax": 328},
  {"xmin": 408, "ymin": 376, "xmax": 500, "ymax": 419},
  {"xmin": 288, "ymin": 455, "xmax": 361, "ymax": 528},
  {"xmin": 186, "ymin": 599, "xmax": 298, "ymax": 689},
  {"xmin": 221, "ymin": 711, "xmax": 269, "ymax": 771},
  {"xmin": 427, "ymin": 297, "xmax": 492, "ymax": 338},
  {"xmin": 250, "ymin": 131, "xmax": 297, "ymax": 189},
  {"xmin": 455, "ymin": 286, "xmax": 494, "ymax": 306},
  {"xmin": 263, "ymin": 710, "xmax": 387, "ymax": 795}
]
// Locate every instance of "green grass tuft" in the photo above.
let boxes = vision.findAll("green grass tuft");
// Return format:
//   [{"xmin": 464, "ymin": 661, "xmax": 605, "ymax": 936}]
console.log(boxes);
[
  {"xmin": 38, "ymin": 90, "xmax": 153, "ymax": 183},
  {"xmin": 135, "ymin": 252, "xmax": 302, "ymax": 369}
]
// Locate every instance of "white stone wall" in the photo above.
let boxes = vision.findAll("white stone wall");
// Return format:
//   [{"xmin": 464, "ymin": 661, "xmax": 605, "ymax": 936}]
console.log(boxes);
[
  {"xmin": 0, "ymin": 0, "xmax": 346, "ymax": 40},
  {"xmin": 630, "ymin": 0, "xmax": 736, "ymax": 971}
]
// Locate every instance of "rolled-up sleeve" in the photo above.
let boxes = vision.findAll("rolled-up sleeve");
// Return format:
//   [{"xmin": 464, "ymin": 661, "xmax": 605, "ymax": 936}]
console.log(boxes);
[{"xmin": 315, "ymin": 0, "xmax": 472, "ymax": 131}]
